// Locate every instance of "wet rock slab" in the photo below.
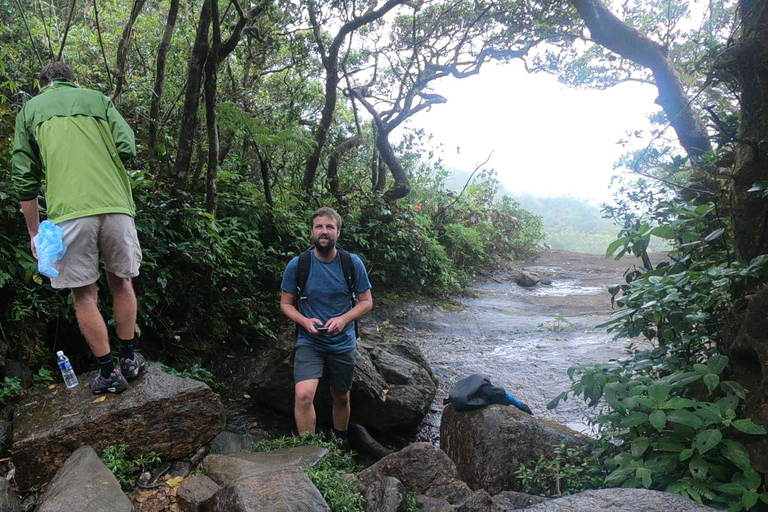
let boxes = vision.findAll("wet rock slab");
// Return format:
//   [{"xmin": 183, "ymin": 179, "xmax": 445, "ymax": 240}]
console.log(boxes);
[
  {"xmin": 521, "ymin": 488, "xmax": 720, "ymax": 511},
  {"xmin": 202, "ymin": 445, "xmax": 328, "ymax": 484},
  {"xmin": 12, "ymin": 364, "xmax": 225, "ymax": 488},
  {"xmin": 36, "ymin": 445, "xmax": 131, "ymax": 512}
]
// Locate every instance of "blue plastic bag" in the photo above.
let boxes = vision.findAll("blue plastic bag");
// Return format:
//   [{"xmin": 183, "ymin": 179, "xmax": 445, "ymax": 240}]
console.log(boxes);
[{"xmin": 33, "ymin": 221, "xmax": 67, "ymax": 279}]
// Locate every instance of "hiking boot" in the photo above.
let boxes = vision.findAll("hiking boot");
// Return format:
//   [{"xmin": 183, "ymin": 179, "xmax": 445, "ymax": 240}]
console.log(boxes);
[
  {"xmin": 120, "ymin": 352, "xmax": 146, "ymax": 380},
  {"xmin": 90, "ymin": 368, "xmax": 128, "ymax": 394}
]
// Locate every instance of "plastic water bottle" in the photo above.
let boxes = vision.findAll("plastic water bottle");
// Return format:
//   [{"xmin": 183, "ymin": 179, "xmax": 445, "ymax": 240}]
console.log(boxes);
[{"xmin": 56, "ymin": 351, "xmax": 79, "ymax": 388}]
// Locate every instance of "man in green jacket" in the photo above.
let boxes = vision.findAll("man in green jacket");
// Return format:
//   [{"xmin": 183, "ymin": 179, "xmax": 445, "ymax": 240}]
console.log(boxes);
[{"xmin": 12, "ymin": 62, "xmax": 145, "ymax": 394}]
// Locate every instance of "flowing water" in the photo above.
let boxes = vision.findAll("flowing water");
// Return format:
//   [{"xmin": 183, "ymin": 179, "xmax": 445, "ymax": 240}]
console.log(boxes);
[{"xmin": 377, "ymin": 250, "xmax": 651, "ymax": 443}]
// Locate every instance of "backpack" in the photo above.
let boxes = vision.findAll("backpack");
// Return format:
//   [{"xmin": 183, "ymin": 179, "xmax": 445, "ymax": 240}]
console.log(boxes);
[
  {"xmin": 295, "ymin": 245, "xmax": 359, "ymax": 336},
  {"xmin": 443, "ymin": 374, "xmax": 532, "ymax": 415}
]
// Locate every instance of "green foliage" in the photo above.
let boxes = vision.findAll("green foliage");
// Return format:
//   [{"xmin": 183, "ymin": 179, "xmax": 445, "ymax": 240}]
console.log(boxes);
[
  {"xmin": 251, "ymin": 433, "xmax": 365, "ymax": 512},
  {"xmin": 159, "ymin": 362, "xmax": 221, "ymax": 391},
  {"xmin": 515, "ymin": 442, "xmax": 606, "ymax": 497},
  {"xmin": 537, "ymin": 316, "xmax": 574, "ymax": 332},
  {"xmin": 549, "ymin": 178, "xmax": 768, "ymax": 510},
  {"xmin": 0, "ymin": 377, "xmax": 23, "ymax": 408},
  {"xmin": 549, "ymin": 354, "xmax": 767, "ymax": 510},
  {"xmin": 100, "ymin": 444, "xmax": 162, "ymax": 489}
]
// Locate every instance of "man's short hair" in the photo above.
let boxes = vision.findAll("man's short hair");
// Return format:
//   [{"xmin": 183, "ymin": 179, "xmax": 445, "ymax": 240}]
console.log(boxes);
[
  {"xmin": 39, "ymin": 62, "xmax": 76, "ymax": 85},
  {"xmin": 311, "ymin": 207, "xmax": 342, "ymax": 229}
]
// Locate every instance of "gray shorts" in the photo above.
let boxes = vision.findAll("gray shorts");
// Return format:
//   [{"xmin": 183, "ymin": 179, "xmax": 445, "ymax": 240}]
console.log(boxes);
[
  {"xmin": 294, "ymin": 345, "xmax": 356, "ymax": 392},
  {"xmin": 51, "ymin": 214, "xmax": 142, "ymax": 289}
]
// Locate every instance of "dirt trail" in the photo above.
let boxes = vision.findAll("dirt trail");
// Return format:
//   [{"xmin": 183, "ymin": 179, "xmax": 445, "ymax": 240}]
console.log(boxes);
[{"xmin": 379, "ymin": 249, "xmax": 649, "ymax": 442}]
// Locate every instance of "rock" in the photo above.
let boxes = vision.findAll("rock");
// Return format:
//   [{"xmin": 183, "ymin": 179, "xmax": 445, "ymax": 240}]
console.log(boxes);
[
  {"xmin": 363, "ymin": 476, "xmax": 407, "ymax": 512},
  {"xmin": 233, "ymin": 332, "xmax": 437, "ymax": 432},
  {"xmin": 519, "ymin": 488, "xmax": 720, "ymax": 511},
  {"xmin": 720, "ymin": 288, "xmax": 768, "ymax": 475},
  {"xmin": 202, "ymin": 445, "xmax": 328, "ymax": 484},
  {"xmin": 515, "ymin": 273, "xmax": 539, "ymax": 287},
  {"xmin": 209, "ymin": 431, "xmax": 253, "ymax": 454},
  {"xmin": 440, "ymin": 404, "xmax": 587, "ymax": 494},
  {"xmin": 12, "ymin": 364, "xmax": 225, "ymax": 488},
  {"xmin": 168, "ymin": 460, "xmax": 193, "ymax": 480},
  {"xmin": 539, "ymin": 277, "xmax": 553, "ymax": 286},
  {"xmin": 0, "ymin": 478, "xmax": 21, "ymax": 512},
  {"xmin": 491, "ymin": 491, "xmax": 548, "ymax": 510},
  {"xmin": 457, "ymin": 490, "xmax": 493, "ymax": 512},
  {"xmin": 358, "ymin": 442, "xmax": 473, "ymax": 505},
  {"xmin": 36, "ymin": 445, "xmax": 131, "ymax": 512},
  {"xmin": 177, "ymin": 474, "xmax": 220, "ymax": 512},
  {"xmin": 207, "ymin": 469, "xmax": 330, "ymax": 511},
  {"xmin": 416, "ymin": 495, "xmax": 454, "ymax": 511},
  {"xmin": 0, "ymin": 407, "xmax": 13, "ymax": 458}
]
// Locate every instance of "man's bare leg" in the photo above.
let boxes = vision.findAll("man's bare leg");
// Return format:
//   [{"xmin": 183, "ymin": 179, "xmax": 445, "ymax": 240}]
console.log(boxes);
[
  {"xmin": 71, "ymin": 284, "xmax": 111, "ymax": 358},
  {"xmin": 330, "ymin": 387, "xmax": 351, "ymax": 432},
  {"xmin": 106, "ymin": 272, "xmax": 137, "ymax": 340},
  {"xmin": 295, "ymin": 379, "xmax": 320, "ymax": 434}
]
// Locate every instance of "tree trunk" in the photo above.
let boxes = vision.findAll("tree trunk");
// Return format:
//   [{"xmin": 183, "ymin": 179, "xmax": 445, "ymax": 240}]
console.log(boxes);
[
  {"xmin": 328, "ymin": 133, "xmax": 364, "ymax": 201},
  {"xmin": 570, "ymin": 0, "xmax": 712, "ymax": 161},
  {"xmin": 148, "ymin": 0, "xmax": 180, "ymax": 176},
  {"xmin": 204, "ymin": 0, "xmax": 221, "ymax": 217},
  {"xmin": 112, "ymin": 0, "xmax": 148, "ymax": 103},
  {"xmin": 172, "ymin": 0, "xmax": 211, "ymax": 193},
  {"xmin": 717, "ymin": 0, "xmax": 768, "ymax": 262},
  {"xmin": 303, "ymin": 0, "xmax": 405, "ymax": 193}
]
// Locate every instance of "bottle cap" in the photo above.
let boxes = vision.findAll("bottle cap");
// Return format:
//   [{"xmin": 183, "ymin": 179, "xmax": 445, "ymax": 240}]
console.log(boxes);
[{"xmin": 56, "ymin": 351, "xmax": 64, "ymax": 356}]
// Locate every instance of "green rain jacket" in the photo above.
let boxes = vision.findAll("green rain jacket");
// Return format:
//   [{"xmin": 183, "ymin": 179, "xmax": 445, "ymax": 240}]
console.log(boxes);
[{"xmin": 12, "ymin": 80, "xmax": 136, "ymax": 224}]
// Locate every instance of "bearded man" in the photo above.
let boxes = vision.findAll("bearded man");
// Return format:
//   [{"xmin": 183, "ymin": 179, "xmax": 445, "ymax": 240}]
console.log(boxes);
[{"xmin": 279, "ymin": 207, "xmax": 373, "ymax": 441}]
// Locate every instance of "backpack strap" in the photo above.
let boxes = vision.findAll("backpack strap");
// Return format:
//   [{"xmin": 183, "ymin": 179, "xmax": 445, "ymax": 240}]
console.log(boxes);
[{"xmin": 294, "ymin": 245, "xmax": 359, "ymax": 337}]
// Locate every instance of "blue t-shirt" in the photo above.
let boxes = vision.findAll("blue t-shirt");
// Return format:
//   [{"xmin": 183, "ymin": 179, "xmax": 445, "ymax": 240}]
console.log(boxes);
[{"xmin": 281, "ymin": 251, "xmax": 372, "ymax": 354}]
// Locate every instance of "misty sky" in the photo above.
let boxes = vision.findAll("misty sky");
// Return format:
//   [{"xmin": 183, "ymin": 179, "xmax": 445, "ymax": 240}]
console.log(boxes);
[{"xmin": 407, "ymin": 61, "xmax": 661, "ymax": 204}]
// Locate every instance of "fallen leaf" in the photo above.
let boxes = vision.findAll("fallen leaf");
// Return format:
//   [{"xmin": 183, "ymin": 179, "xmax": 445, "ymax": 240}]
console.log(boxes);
[
  {"xmin": 165, "ymin": 476, "xmax": 184, "ymax": 487},
  {"xmin": 92, "ymin": 396, "xmax": 107, "ymax": 403},
  {"xmin": 243, "ymin": 394, "xmax": 251, "ymax": 399},
  {"xmin": 48, "ymin": 384, "xmax": 57, "ymax": 389},
  {"xmin": 135, "ymin": 495, "xmax": 148, "ymax": 503}
]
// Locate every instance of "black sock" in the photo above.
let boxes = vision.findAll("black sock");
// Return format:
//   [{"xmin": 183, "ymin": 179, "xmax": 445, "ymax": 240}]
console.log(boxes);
[
  {"xmin": 98, "ymin": 354, "xmax": 114, "ymax": 379},
  {"xmin": 332, "ymin": 428, "xmax": 348, "ymax": 442},
  {"xmin": 118, "ymin": 338, "xmax": 134, "ymax": 361}
]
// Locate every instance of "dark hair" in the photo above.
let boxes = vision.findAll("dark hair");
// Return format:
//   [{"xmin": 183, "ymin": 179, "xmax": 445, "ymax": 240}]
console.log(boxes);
[
  {"xmin": 39, "ymin": 62, "xmax": 76, "ymax": 85},
  {"xmin": 311, "ymin": 207, "xmax": 342, "ymax": 229}
]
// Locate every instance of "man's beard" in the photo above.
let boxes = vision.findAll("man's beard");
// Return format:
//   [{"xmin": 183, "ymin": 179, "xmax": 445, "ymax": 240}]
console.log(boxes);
[{"xmin": 314, "ymin": 237, "xmax": 336, "ymax": 257}]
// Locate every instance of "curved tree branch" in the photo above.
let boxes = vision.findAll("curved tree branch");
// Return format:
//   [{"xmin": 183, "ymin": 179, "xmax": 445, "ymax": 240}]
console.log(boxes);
[{"xmin": 569, "ymin": 0, "xmax": 712, "ymax": 161}]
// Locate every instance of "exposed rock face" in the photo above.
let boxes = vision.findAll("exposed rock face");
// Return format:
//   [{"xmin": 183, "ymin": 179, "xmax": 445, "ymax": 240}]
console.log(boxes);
[
  {"xmin": 0, "ymin": 478, "xmax": 20, "ymax": 512},
  {"xmin": 721, "ymin": 288, "xmax": 768, "ymax": 474},
  {"xmin": 520, "ymin": 488, "xmax": 721, "ymax": 511},
  {"xmin": 440, "ymin": 404, "xmax": 587, "ymax": 494},
  {"xmin": 177, "ymin": 474, "xmax": 220, "ymax": 512},
  {"xmin": 36, "ymin": 445, "xmax": 132, "ymax": 512},
  {"xmin": 363, "ymin": 476, "xmax": 407, "ymax": 512},
  {"xmin": 357, "ymin": 442, "xmax": 473, "ymax": 505},
  {"xmin": 202, "ymin": 446, "xmax": 331, "ymax": 512},
  {"xmin": 12, "ymin": 364, "xmax": 225, "ymax": 488},
  {"xmin": 222, "ymin": 331, "xmax": 438, "ymax": 432},
  {"xmin": 202, "ymin": 446, "xmax": 328, "ymax": 484},
  {"xmin": 207, "ymin": 470, "xmax": 330, "ymax": 512}
]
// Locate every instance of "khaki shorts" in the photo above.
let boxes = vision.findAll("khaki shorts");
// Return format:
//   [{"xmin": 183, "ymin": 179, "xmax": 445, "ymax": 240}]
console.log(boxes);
[{"xmin": 51, "ymin": 214, "xmax": 142, "ymax": 289}]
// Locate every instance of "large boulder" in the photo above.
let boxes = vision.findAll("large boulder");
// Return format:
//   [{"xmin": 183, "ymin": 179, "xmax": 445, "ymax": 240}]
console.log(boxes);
[
  {"xmin": 36, "ymin": 445, "xmax": 131, "ymax": 512},
  {"xmin": 519, "ymin": 488, "xmax": 720, "ymax": 511},
  {"xmin": 12, "ymin": 364, "xmax": 225, "ymax": 488},
  {"xmin": 440, "ymin": 404, "xmax": 587, "ymax": 494},
  {"xmin": 207, "ymin": 469, "xmax": 330, "ymax": 512},
  {"xmin": 202, "ymin": 445, "xmax": 331, "ymax": 512},
  {"xmin": 219, "ymin": 330, "xmax": 438, "ymax": 432},
  {"xmin": 357, "ymin": 442, "xmax": 474, "ymax": 505}
]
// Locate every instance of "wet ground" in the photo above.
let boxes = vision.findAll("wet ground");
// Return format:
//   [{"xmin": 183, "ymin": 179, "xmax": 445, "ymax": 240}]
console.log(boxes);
[{"xmin": 375, "ymin": 249, "xmax": 651, "ymax": 442}]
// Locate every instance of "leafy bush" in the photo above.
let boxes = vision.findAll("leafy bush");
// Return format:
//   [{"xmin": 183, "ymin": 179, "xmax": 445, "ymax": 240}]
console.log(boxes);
[
  {"xmin": 100, "ymin": 444, "xmax": 162, "ymax": 489},
  {"xmin": 515, "ymin": 442, "xmax": 605, "ymax": 497},
  {"xmin": 550, "ymin": 354, "xmax": 767, "ymax": 509}
]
